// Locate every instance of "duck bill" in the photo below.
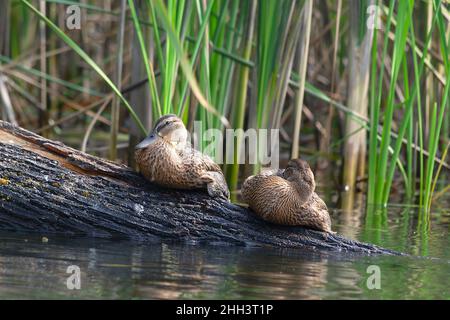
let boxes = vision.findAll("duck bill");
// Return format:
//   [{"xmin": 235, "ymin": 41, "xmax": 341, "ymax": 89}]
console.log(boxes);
[{"xmin": 135, "ymin": 135, "xmax": 155, "ymax": 150}]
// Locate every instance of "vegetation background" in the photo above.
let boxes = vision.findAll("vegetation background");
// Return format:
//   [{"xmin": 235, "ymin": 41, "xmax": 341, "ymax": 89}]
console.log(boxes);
[{"xmin": 0, "ymin": 0, "xmax": 448, "ymax": 223}]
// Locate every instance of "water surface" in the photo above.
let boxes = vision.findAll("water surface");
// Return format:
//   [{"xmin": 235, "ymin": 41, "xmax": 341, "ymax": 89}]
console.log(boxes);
[{"xmin": 0, "ymin": 203, "xmax": 448, "ymax": 299}]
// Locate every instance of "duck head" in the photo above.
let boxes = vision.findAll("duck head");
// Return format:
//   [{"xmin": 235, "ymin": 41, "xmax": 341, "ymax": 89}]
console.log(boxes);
[
  {"xmin": 282, "ymin": 158, "xmax": 316, "ymax": 194},
  {"xmin": 135, "ymin": 114, "xmax": 188, "ymax": 150}
]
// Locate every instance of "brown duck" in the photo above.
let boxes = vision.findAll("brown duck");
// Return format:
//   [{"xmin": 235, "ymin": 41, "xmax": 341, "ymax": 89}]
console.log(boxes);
[
  {"xmin": 241, "ymin": 159, "xmax": 333, "ymax": 233},
  {"xmin": 135, "ymin": 114, "xmax": 229, "ymax": 200}
]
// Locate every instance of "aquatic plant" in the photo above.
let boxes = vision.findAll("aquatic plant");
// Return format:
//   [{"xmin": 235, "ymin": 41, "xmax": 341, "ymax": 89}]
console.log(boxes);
[{"xmin": 0, "ymin": 0, "xmax": 447, "ymax": 210}]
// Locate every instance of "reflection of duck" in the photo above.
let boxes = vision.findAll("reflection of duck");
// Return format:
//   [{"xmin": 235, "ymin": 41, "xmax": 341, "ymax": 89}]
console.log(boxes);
[
  {"xmin": 242, "ymin": 159, "xmax": 333, "ymax": 233},
  {"xmin": 135, "ymin": 114, "xmax": 229, "ymax": 200}
]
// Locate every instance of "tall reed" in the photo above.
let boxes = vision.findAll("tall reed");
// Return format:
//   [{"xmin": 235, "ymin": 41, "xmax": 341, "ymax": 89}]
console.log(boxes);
[{"xmin": 5, "ymin": 0, "xmax": 447, "ymax": 211}]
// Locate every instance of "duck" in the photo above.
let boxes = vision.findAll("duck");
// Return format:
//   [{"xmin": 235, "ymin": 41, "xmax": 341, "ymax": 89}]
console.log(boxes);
[
  {"xmin": 241, "ymin": 158, "xmax": 333, "ymax": 233},
  {"xmin": 135, "ymin": 114, "xmax": 230, "ymax": 200}
]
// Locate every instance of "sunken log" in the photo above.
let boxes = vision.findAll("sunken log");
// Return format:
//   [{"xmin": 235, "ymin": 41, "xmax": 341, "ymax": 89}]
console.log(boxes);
[{"xmin": 0, "ymin": 120, "xmax": 399, "ymax": 255}]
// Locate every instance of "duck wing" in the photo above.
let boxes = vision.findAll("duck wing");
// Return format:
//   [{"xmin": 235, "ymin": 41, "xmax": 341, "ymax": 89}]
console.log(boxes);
[
  {"xmin": 178, "ymin": 146, "xmax": 222, "ymax": 172},
  {"xmin": 177, "ymin": 146, "xmax": 229, "ymax": 199}
]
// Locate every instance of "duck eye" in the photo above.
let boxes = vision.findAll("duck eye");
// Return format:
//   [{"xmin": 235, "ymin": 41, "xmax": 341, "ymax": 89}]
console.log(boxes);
[{"xmin": 165, "ymin": 121, "xmax": 170, "ymax": 125}]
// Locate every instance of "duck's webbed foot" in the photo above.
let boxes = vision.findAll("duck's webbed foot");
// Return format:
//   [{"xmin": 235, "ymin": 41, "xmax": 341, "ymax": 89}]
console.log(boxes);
[{"xmin": 202, "ymin": 172, "xmax": 230, "ymax": 201}]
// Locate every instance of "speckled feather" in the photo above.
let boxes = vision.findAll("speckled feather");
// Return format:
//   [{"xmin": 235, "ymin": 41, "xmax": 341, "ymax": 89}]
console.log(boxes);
[
  {"xmin": 135, "ymin": 116, "xmax": 229, "ymax": 200},
  {"xmin": 242, "ymin": 159, "xmax": 332, "ymax": 233}
]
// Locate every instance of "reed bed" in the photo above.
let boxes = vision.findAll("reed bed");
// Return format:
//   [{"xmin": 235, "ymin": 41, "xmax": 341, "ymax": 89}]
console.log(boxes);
[{"xmin": 0, "ymin": 0, "xmax": 448, "ymax": 214}]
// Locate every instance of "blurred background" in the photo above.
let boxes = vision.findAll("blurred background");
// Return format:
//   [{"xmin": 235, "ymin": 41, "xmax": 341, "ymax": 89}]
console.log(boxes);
[{"xmin": 0, "ymin": 0, "xmax": 448, "ymax": 212}]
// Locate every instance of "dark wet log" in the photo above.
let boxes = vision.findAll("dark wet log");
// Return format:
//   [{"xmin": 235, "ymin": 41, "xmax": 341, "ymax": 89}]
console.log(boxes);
[{"xmin": 0, "ymin": 120, "xmax": 400, "ymax": 255}]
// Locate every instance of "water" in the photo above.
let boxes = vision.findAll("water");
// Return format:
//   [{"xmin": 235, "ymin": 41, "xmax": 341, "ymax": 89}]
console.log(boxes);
[{"xmin": 0, "ymin": 204, "xmax": 449, "ymax": 299}]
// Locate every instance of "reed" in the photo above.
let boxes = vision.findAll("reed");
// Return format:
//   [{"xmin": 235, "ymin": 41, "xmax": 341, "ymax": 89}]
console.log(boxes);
[
  {"xmin": 109, "ymin": 0, "xmax": 126, "ymax": 160},
  {"xmin": 341, "ymin": 0, "xmax": 374, "ymax": 210},
  {"xmin": 291, "ymin": 0, "xmax": 313, "ymax": 159},
  {"xmin": 367, "ymin": 0, "xmax": 448, "ymax": 209},
  {"xmin": 0, "ymin": 0, "xmax": 446, "ymax": 213}
]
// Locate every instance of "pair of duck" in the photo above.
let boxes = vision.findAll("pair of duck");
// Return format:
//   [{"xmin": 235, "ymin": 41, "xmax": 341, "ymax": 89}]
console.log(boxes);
[{"xmin": 135, "ymin": 115, "xmax": 333, "ymax": 233}]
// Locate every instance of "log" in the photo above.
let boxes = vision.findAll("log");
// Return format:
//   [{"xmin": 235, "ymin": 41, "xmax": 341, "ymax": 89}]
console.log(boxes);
[{"xmin": 0, "ymin": 120, "xmax": 400, "ymax": 255}]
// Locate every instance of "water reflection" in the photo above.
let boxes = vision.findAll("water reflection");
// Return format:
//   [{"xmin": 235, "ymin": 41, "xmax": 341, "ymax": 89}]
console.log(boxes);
[
  {"xmin": 0, "ymin": 202, "xmax": 449, "ymax": 299},
  {"xmin": 0, "ymin": 233, "xmax": 351, "ymax": 299}
]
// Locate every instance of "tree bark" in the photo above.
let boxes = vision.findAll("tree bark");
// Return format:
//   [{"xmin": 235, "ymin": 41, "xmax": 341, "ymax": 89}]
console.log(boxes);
[{"xmin": 0, "ymin": 121, "xmax": 400, "ymax": 255}]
